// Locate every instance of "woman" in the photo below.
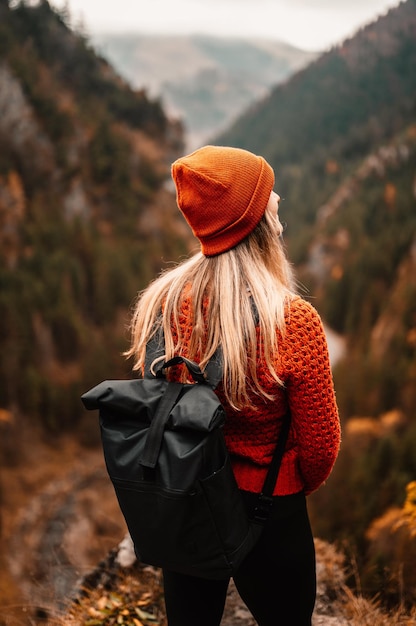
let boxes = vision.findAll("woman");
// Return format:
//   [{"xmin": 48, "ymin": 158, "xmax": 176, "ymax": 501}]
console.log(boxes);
[{"xmin": 126, "ymin": 145, "xmax": 341, "ymax": 626}]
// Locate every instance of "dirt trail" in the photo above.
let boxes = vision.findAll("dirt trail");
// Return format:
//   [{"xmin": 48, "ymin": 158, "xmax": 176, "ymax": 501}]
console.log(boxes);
[{"xmin": 0, "ymin": 428, "xmax": 126, "ymax": 621}]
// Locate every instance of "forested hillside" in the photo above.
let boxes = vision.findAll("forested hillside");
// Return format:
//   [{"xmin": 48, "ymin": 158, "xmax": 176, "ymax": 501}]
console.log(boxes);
[
  {"xmin": 0, "ymin": 0, "xmax": 189, "ymax": 433},
  {"xmin": 217, "ymin": 0, "xmax": 416, "ymax": 416},
  {"xmin": 217, "ymin": 0, "xmax": 416, "ymax": 606}
]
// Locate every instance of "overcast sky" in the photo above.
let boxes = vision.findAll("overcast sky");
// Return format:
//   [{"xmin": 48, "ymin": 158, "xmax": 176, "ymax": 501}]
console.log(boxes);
[{"xmin": 50, "ymin": 0, "xmax": 402, "ymax": 51}]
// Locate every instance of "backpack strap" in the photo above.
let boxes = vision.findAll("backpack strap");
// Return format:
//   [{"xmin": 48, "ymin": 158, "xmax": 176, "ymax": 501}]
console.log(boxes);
[
  {"xmin": 139, "ymin": 381, "xmax": 183, "ymax": 469},
  {"xmin": 202, "ymin": 348, "xmax": 223, "ymax": 389},
  {"xmin": 144, "ymin": 325, "xmax": 165, "ymax": 379},
  {"xmin": 251, "ymin": 409, "xmax": 292, "ymax": 524}
]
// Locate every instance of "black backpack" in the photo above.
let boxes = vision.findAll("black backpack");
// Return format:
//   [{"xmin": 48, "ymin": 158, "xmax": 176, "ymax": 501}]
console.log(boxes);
[{"xmin": 81, "ymin": 337, "xmax": 290, "ymax": 580}]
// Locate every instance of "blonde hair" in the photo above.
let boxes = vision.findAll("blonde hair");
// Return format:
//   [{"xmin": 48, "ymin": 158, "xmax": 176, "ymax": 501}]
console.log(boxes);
[{"xmin": 125, "ymin": 209, "xmax": 296, "ymax": 409}]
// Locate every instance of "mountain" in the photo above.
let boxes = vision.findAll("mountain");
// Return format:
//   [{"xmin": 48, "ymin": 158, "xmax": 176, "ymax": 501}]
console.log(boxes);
[
  {"xmin": 0, "ymin": 0, "xmax": 190, "ymax": 432},
  {"xmin": 217, "ymin": 0, "xmax": 416, "ymax": 419},
  {"xmin": 91, "ymin": 33, "xmax": 316, "ymax": 150}
]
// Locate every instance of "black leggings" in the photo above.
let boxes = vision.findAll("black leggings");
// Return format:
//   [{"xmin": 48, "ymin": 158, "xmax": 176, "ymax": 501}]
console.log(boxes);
[{"xmin": 162, "ymin": 491, "xmax": 316, "ymax": 626}]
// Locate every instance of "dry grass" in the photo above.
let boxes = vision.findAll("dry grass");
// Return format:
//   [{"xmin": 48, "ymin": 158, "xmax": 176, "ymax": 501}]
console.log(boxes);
[
  {"xmin": 314, "ymin": 538, "xmax": 416, "ymax": 626},
  {"xmin": 65, "ymin": 562, "xmax": 166, "ymax": 626},
  {"xmin": 340, "ymin": 585, "xmax": 416, "ymax": 625}
]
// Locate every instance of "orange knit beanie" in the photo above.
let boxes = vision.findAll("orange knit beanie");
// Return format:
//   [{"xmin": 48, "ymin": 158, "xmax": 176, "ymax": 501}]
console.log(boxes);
[{"xmin": 171, "ymin": 145, "xmax": 275, "ymax": 256}]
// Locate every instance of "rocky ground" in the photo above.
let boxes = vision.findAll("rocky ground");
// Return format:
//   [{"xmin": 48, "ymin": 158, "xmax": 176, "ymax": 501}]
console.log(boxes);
[{"xmin": 67, "ymin": 535, "xmax": 351, "ymax": 626}]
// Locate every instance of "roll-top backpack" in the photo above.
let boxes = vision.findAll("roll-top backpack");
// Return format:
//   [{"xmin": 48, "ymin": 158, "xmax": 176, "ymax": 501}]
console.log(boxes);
[{"xmin": 81, "ymin": 336, "xmax": 290, "ymax": 580}]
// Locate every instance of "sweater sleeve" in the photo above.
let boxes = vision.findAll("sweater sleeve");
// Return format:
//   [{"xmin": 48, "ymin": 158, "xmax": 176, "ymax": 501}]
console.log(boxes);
[{"xmin": 282, "ymin": 297, "xmax": 341, "ymax": 495}]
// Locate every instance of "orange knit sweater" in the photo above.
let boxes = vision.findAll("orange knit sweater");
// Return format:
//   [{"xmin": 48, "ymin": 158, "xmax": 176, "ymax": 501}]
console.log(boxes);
[{"xmin": 171, "ymin": 295, "xmax": 341, "ymax": 497}]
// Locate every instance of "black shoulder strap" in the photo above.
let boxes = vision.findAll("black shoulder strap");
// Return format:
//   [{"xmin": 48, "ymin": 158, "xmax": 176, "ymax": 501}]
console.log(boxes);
[
  {"xmin": 144, "ymin": 326, "xmax": 165, "ymax": 379},
  {"xmin": 251, "ymin": 409, "xmax": 291, "ymax": 523},
  {"xmin": 202, "ymin": 347, "xmax": 223, "ymax": 389},
  {"xmin": 261, "ymin": 409, "xmax": 291, "ymax": 497}
]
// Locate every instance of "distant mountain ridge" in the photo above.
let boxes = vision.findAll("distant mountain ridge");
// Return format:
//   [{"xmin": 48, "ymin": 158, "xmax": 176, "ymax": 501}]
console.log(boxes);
[{"xmin": 92, "ymin": 33, "xmax": 317, "ymax": 149}]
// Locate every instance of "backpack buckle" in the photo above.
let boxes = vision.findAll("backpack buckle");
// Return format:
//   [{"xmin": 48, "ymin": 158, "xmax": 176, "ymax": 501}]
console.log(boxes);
[{"xmin": 251, "ymin": 493, "xmax": 273, "ymax": 524}]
